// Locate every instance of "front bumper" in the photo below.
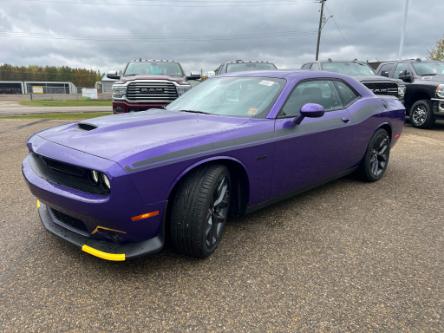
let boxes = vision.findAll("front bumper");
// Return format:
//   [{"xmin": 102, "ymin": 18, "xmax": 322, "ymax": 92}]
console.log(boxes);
[
  {"xmin": 112, "ymin": 100, "xmax": 169, "ymax": 113},
  {"xmin": 38, "ymin": 201, "xmax": 163, "ymax": 261},
  {"xmin": 22, "ymin": 138, "xmax": 167, "ymax": 261},
  {"xmin": 431, "ymin": 98, "xmax": 444, "ymax": 118}
]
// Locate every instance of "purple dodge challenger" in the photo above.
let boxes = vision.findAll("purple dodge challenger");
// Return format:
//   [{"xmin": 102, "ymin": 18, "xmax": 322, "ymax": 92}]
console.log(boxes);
[{"xmin": 22, "ymin": 70, "xmax": 405, "ymax": 261}]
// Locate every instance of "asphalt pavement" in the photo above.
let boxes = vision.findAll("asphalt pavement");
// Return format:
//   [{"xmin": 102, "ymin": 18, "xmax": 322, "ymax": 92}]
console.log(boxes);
[{"xmin": 0, "ymin": 118, "xmax": 443, "ymax": 332}]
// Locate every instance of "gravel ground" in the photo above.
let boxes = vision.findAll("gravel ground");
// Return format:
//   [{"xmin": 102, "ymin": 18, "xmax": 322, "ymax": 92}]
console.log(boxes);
[
  {"xmin": 0, "ymin": 101, "xmax": 110, "ymax": 115},
  {"xmin": 0, "ymin": 119, "xmax": 443, "ymax": 332}
]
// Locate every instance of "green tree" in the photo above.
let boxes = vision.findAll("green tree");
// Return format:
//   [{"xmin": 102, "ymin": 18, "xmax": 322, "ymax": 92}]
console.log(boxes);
[
  {"xmin": 0, "ymin": 64, "xmax": 101, "ymax": 87},
  {"xmin": 429, "ymin": 36, "xmax": 444, "ymax": 61}
]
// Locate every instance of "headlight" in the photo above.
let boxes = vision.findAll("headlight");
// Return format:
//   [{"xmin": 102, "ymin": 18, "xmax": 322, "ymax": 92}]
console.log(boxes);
[
  {"xmin": 102, "ymin": 174, "xmax": 111, "ymax": 190},
  {"xmin": 176, "ymin": 84, "xmax": 192, "ymax": 96},
  {"xmin": 398, "ymin": 85, "xmax": 406, "ymax": 98},
  {"xmin": 436, "ymin": 84, "xmax": 444, "ymax": 98},
  {"xmin": 91, "ymin": 170, "xmax": 99, "ymax": 183},
  {"xmin": 90, "ymin": 170, "xmax": 111, "ymax": 191},
  {"xmin": 112, "ymin": 85, "xmax": 126, "ymax": 99}
]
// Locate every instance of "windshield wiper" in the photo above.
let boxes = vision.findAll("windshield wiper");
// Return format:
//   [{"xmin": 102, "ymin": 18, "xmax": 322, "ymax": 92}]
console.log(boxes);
[
  {"xmin": 421, "ymin": 73, "xmax": 437, "ymax": 76},
  {"xmin": 179, "ymin": 109, "xmax": 210, "ymax": 115}
]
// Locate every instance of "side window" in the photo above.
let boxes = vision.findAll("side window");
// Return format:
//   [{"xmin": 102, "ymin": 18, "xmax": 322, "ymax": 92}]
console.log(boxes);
[
  {"xmin": 394, "ymin": 63, "xmax": 410, "ymax": 79},
  {"xmin": 379, "ymin": 63, "xmax": 394, "ymax": 77},
  {"xmin": 301, "ymin": 63, "xmax": 312, "ymax": 70},
  {"xmin": 334, "ymin": 80, "xmax": 360, "ymax": 106},
  {"xmin": 280, "ymin": 80, "xmax": 343, "ymax": 118}
]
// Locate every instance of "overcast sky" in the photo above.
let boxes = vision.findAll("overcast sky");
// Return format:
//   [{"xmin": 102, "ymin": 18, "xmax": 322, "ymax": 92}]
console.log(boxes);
[{"xmin": 0, "ymin": 0, "xmax": 443, "ymax": 74}]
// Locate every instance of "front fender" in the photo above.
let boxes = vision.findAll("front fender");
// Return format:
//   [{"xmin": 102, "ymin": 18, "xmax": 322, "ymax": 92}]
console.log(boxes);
[{"xmin": 167, "ymin": 155, "xmax": 250, "ymax": 200}]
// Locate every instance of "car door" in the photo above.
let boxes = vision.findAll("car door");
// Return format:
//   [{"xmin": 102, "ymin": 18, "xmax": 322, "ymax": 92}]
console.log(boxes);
[
  {"xmin": 272, "ymin": 79, "xmax": 359, "ymax": 197},
  {"xmin": 378, "ymin": 63, "xmax": 395, "ymax": 78},
  {"xmin": 394, "ymin": 62, "xmax": 414, "ymax": 82}
]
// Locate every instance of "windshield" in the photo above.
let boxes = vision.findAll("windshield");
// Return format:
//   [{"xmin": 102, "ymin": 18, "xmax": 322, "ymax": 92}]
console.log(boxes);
[
  {"xmin": 321, "ymin": 62, "xmax": 375, "ymax": 76},
  {"xmin": 124, "ymin": 62, "xmax": 184, "ymax": 77},
  {"xmin": 412, "ymin": 61, "xmax": 444, "ymax": 76},
  {"xmin": 166, "ymin": 77, "xmax": 285, "ymax": 118},
  {"xmin": 226, "ymin": 63, "xmax": 277, "ymax": 73}
]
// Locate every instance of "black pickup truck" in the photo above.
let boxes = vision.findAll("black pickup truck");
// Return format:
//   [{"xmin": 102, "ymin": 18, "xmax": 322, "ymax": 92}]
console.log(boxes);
[
  {"xmin": 376, "ymin": 59, "xmax": 444, "ymax": 128},
  {"xmin": 302, "ymin": 60, "xmax": 406, "ymax": 103}
]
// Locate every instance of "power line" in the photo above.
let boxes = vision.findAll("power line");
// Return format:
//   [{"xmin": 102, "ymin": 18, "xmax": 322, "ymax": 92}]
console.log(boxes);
[
  {"xmin": 325, "ymin": 5, "xmax": 352, "ymax": 46},
  {"xmin": 0, "ymin": 30, "xmax": 316, "ymax": 42},
  {"xmin": 18, "ymin": 0, "xmax": 310, "ymax": 7}
]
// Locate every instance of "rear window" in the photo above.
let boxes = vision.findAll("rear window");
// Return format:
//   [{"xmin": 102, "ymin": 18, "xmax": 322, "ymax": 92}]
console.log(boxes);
[
  {"xmin": 321, "ymin": 62, "xmax": 375, "ymax": 76},
  {"xmin": 226, "ymin": 63, "xmax": 277, "ymax": 73}
]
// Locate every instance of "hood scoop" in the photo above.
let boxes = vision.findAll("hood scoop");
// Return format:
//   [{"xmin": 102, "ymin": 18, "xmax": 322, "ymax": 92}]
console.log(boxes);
[{"xmin": 78, "ymin": 123, "xmax": 97, "ymax": 131}]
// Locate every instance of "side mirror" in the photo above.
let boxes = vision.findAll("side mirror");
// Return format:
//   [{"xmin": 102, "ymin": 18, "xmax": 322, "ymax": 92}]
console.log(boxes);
[
  {"xmin": 107, "ymin": 70, "xmax": 120, "ymax": 80},
  {"xmin": 294, "ymin": 103, "xmax": 325, "ymax": 125},
  {"xmin": 399, "ymin": 70, "xmax": 413, "ymax": 83},
  {"xmin": 380, "ymin": 70, "xmax": 390, "ymax": 77},
  {"xmin": 186, "ymin": 71, "xmax": 202, "ymax": 81}
]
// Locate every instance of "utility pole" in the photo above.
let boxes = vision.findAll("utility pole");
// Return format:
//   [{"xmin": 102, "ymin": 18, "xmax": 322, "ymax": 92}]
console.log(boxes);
[
  {"xmin": 315, "ymin": 0, "xmax": 327, "ymax": 61},
  {"xmin": 398, "ymin": 0, "xmax": 410, "ymax": 59}
]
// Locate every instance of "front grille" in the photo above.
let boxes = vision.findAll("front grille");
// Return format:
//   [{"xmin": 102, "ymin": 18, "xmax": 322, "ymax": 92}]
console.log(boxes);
[
  {"xmin": 51, "ymin": 208, "xmax": 88, "ymax": 233},
  {"xmin": 31, "ymin": 153, "xmax": 109, "ymax": 195},
  {"xmin": 363, "ymin": 82, "xmax": 399, "ymax": 97},
  {"xmin": 126, "ymin": 81, "xmax": 178, "ymax": 101}
]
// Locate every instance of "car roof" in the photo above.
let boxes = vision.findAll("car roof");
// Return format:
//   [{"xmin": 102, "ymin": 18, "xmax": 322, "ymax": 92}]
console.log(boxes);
[
  {"xmin": 129, "ymin": 59, "xmax": 180, "ymax": 64},
  {"xmin": 222, "ymin": 60, "xmax": 275, "ymax": 65},
  {"xmin": 380, "ymin": 59, "xmax": 440, "ymax": 64},
  {"xmin": 220, "ymin": 69, "xmax": 353, "ymax": 80}
]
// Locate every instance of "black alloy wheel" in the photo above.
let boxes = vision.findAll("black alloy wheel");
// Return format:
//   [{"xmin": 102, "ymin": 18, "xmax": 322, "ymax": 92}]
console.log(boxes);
[
  {"xmin": 410, "ymin": 100, "xmax": 435, "ymax": 129},
  {"xmin": 359, "ymin": 128, "xmax": 390, "ymax": 182},
  {"xmin": 205, "ymin": 175, "xmax": 230, "ymax": 250},
  {"xmin": 170, "ymin": 165, "xmax": 231, "ymax": 258}
]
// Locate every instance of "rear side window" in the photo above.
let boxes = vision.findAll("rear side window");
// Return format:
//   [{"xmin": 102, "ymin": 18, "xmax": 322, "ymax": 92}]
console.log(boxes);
[
  {"xmin": 379, "ymin": 63, "xmax": 395, "ymax": 77},
  {"xmin": 301, "ymin": 63, "xmax": 312, "ymax": 70},
  {"xmin": 280, "ymin": 80, "xmax": 343, "ymax": 117},
  {"xmin": 334, "ymin": 80, "xmax": 359, "ymax": 106}
]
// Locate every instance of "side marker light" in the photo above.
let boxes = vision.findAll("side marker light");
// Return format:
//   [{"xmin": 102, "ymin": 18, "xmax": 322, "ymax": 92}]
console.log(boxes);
[{"xmin": 131, "ymin": 210, "xmax": 160, "ymax": 222}]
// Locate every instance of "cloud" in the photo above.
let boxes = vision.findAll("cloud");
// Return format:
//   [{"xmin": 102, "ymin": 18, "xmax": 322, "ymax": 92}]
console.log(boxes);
[{"xmin": 0, "ymin": 0, "xmax": 443, "ymax": 73}]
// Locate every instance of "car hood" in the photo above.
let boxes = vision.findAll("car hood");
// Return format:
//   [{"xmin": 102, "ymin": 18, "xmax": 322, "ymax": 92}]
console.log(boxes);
[
  {"xmin": 117, "ymin": 75, "xmax": 186, "ymax": 84},
  {"xmin": 36, "ymin": 109, "xmax": 253, "ymax": 165},
  {"xmin": 414, "ymin": 74, "xmax": 444, "ymax": 84},
  {"xmin": 355, "ymin": 75, "xmax": 402, "ymax": 84}
]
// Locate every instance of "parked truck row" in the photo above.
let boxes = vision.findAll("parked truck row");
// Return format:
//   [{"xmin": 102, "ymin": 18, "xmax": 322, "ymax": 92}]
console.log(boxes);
[{"xmin": 108, "ymin": 58, "xmax": 444, "ymax": 129}]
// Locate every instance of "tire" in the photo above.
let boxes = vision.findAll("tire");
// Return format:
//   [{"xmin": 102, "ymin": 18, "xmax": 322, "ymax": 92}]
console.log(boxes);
[
  {"xmin": 410, "ymin": 100, "xmax": 435, "ymax": 129},
  {"xmin": 169, "ymin": 165, "xmax": 231, "ymax": 258},
  {"xmin": 359, "ymin": 128, "xmax": 391, "ymax": 182}
]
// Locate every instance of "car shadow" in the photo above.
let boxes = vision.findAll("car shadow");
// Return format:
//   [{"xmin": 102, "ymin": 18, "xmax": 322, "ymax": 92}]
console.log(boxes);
[
  {"xmin": 69, "ymin": 174, "xmax": 364, "ymax": 274},
  {"xmin": 405, "ymin": 119, "xmax": 444, "ymax": 130}
]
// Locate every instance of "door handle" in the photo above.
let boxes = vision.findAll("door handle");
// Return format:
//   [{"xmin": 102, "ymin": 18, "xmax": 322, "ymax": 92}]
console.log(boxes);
[{"xmin": 341, "ymin": 117, "xmax": 350, "ymax": 123}]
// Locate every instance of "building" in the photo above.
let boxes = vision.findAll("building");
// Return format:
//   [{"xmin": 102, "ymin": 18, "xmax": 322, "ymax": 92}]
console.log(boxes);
[
  {"xmin": 0, "ymin": 80, "xmax": 77, "ymax": 94},
  {"xmin": 0, "ymin": 81, "xmax": 24, "ymax": 94},
  {"xmin": 24, "ymin": 81, "xmax": 77, "ymax": 94},
  {"xmin": 100, "ymin": 74, "xmax": 117, "ymax": 93}
]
